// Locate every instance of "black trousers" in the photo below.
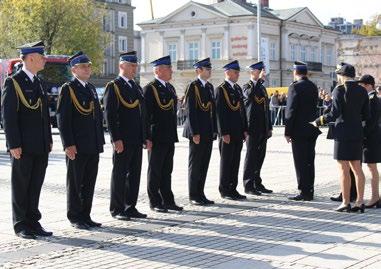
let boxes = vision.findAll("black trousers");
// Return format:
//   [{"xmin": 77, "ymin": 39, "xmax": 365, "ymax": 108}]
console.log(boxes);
[
  {"xmin": 188, "ymin": 140, "xmax": 213, "ymax": 200},
  {"xmin": 110, "ymin": 144, "xmax": 142, "ymax": 216},
  {"xmin": 291, "ymin": 137, "xmax": 317, "ymax": 197},
  {"xmin": 147, "ymin": 143, "xmax": 175, "ymax": 207},
  {"xmin": 11, "ymin": 153, "xmax": 48, "ymax": 233},
  {"xmin": 218, "ymin": 139, "xmax": 243, "ymax": 195},
  {"xmin": 243, "ymin": 134, "xmax": 267, "ymax": 191},
  {"xmin": 66, "ymin": 153, "xmax": 99, "ymax": 223}
]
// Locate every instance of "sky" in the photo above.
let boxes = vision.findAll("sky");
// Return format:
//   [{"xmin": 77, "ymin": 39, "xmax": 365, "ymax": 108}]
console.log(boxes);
[{"xmin": 132, "ymin": 0, "xmax": 381, "ymax": 30}]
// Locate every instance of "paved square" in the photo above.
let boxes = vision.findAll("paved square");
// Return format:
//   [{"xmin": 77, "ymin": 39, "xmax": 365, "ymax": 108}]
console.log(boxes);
[{"xmin": 0, "ymin": 127, "xmax": 380, "ymax": 269}]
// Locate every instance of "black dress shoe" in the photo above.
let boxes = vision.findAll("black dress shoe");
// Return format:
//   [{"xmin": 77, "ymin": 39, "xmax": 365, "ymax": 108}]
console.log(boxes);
[
  {"xmin": 166, "ymin": 204, "xmax": 183, "ymax": 211},
  {"xmin": 85, "ymin": 219, "xmax": 102, "ymax": 227},
  {"xmin": 190, "ymin": 199, "xmax": 206, "ymax": 206},
  {"xmin": 126, "ymin": 209, "xmax": 147, "ymax": 218},
  {"xmin": 335, "ymin": 204, "xmax": 351, "ymax": 212},
  {"xmin": 233, "ymin": 191, "xmax": 247, "ymax": 200},
  {"xmin": 31, "ymin": 225, "xmax": 53, "ymax": 236},
  {"xmin": 351, "ymin": 204, "xmax": 365, "ymax": 213},
  {"xmin": 71, "ymin": 221, "xmax": 90, "ymax": 230},
  {"xmin": 245, "ymin": 189, "xmax": 262, "ymax": 196},
  {"xmin": 16, "ymin": 229, "xmax": 36, "ymax": 240},
  {"xmin": 331, "ymin": 193, "xmax": 357, "ymax": 203},
  {"xmin": 288, "ymin": 194, "xmax": 313, "ymax": 201},
  {"xmin": 201, "ymin": 197, "xmax": 215, "ymax": 205},
  {"xmin": 330, "ymin": 193, "xmax": 342, "ymax": 202},
  {"xmin": 150, "ymin": 205, "xmax": 168, "ymax": 213},
  {"xmin": 113, "ymin": 213, "xmax": 130, "ymax": 221},
  {"xmin": 365, "ymin": 199, "xmax": 381, "ymax": 208},
  {"xmin": 256, "ymin": 184, "xmax": 273, "ymax": 194},
  {"xmin": 221, "ymin": 193, "xmax": 237, "ymax": 200}
]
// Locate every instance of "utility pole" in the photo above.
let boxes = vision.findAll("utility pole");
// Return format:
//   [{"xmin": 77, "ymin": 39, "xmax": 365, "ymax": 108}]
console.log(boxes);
[
  {"xmin": 257, "ymin": 0, "xmax": 262, "ymax": 60},
  {"xmin": 150, "ymin": 0, "xmax": 154, "ymax": 20}
]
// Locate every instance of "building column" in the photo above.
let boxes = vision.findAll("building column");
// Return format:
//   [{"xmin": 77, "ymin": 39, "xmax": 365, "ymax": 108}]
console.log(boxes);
[
  {"xmin": 247, "ymin": 24, "xmax": 254, "ymax": 59},
  {"xmin": 141, "ymin": 32, "xmax": 146, "ymax": 64},
  {"xmin": 159, "ymin": 31, "xmax": 165, "ymax": 56},
  {"xmin": 179, "ymin": 30, "xmax": 185, "ymax": 61},
  {"xmin": 201, "ymin": 28, "xmax": 207, "ymax": 59},
  {"xmin": 223, "ymin": 25, "xmax": 229, "ymax": 60}
]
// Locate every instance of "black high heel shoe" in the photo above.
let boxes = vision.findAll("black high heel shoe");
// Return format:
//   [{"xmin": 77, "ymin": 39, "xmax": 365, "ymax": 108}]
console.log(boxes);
[
  {"xmin": 365, "ymin": 199, "xmax": 381, "ymax": 209},
  {"xmin": 335, "ymin": 204, "xmax": 351, "ymax": 212},
  {"xmin": 351, "ymin": 204, "xmax": 365, "ymax": 213}
]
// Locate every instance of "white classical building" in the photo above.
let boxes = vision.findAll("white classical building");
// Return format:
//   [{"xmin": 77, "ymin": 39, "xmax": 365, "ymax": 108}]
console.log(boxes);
[{"xmin": 138, "ymin": 0, "xmax": 339, "ymax": 94}]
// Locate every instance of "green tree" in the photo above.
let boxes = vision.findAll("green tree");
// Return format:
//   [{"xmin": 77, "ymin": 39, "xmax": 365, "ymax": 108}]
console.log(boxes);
[
  {"xmin": 0, "ymin": 0, "xmax": 110, "ymax": 73},
  {"xmin": 353, "ymin": 15, "xmax": 381, "ymax": 36}
]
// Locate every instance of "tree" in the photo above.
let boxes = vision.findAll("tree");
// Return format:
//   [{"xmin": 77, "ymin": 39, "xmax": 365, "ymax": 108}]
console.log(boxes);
[
  {"xmin": 353, "ymin": 15, "xmax": 381, "ymax": 36},
  {"xmin": 0, "ymin": 0, "xmax": 110, "ymax": 73}
]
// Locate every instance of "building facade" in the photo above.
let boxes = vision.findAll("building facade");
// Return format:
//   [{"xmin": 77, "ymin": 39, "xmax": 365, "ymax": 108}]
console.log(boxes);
[
  {"xmin": 338, "ymin": 35, "xmax": 381, "ymax": 85},
  {"xmin": 97, "ymin": 0, "xmax": 135, "ymax": 76},
  {"xmin": 138, "ymin": 0, "xmax": 339, "ymax": 94}
]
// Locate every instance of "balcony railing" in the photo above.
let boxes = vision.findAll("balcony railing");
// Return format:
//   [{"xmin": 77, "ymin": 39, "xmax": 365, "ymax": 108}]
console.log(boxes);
[
  {"xmin": 306, "ymin": 61, "xmax": 323, "ymax": 72},
  {"xmin": 177, "ymin": 60, "xmax": 197, "ymax": 70}
]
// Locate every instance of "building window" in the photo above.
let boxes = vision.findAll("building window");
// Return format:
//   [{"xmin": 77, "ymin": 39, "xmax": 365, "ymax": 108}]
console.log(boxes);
[
  {"xmin": 321, "ymin": 46, "xmax": 325, "ymax": 64},
  {"xmin": 270, "ymin": 42, "xmax": 276, "ymax": 60},
  {"xmin": 118, "ymin": 12, "xmax": 127, "ymax": 29},
  {"xmin": 118, "ymin": 36, "xmax": 128, "ymax": 52},
  {"xmin": 326, "ymin": 47, "xmax": 333, "ymax": 66},
  {"xmin": 301, "ymin": 46, "xmax": 306, "ymax": 61},
  {"xmin": 167, "ymin": 43, "xmax": 177, "ymax": 62},
  {"xmin": 311, "ymin": 46, "xmax": 317, "ymax": 62},
  {"xmin": 211, "ymin": 41, "xmax": 221, "ymax": 60},
  {"xmin": 290, "ymin": 44, "xmax": 296, "ymax": 61},
  {"xmin": 188, "ymin": 42, "xmax": 199, "ymax": 60}
]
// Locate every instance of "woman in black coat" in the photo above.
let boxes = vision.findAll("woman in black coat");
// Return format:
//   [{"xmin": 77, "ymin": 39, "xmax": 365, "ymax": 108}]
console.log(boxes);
[
  {"xmin": 314, "ymin": 63, "xmax": 369, "ymax": 213},
  {"xmin": 359, "ymin": 75, "xmax": 381, "ymax": 208}
]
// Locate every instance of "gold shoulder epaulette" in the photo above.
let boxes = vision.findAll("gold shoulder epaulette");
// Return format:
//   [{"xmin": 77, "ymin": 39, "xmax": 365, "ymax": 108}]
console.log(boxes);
[
  {"xmin": 151, "ymin": 83, "xmax": 174, "ymax": 111},
  {"xmin": 68, "ymin": 85, "xmax": 94, "ymax": 116},
  {"xmin": 111, "ymin": 81, "xmax": 139, "ymax": 109},
  {"xmin": 221, "ymin": 84, "xmax": 240, "ymax": 111},
  {"xmin": 11, "ymin": 78, "xmax": 42, "ymax": 112}
]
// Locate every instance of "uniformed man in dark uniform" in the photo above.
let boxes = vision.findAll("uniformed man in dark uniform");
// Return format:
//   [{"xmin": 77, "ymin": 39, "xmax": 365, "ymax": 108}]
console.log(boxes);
[
  {"xmin": 215, "ymin": 60, "xmax": 248, "ymax": 200},
  {"xmin": 242, "ymin": 61, "xmax": 273, "ymax": 196},
  {"xmin": 56, "ymin": 52, "xmax": 105, "ymax": 229},
  {"xmin": 285, "ymin": 61, "xmax": 321, "ymax": 201},
  {"xmin": 1, "ymin": 41, "xmax": 53, "ymax": 239},
  {"xmin": 183, "ymin": 58, "xmax": 217, "ymax": 205},
  {"xmin": 103, "ymin": 51, "xmax": 147, "ymax": 220},
  {"xmin": 143, "ymin": 55, "xmax": 183, "ymax": 212}
]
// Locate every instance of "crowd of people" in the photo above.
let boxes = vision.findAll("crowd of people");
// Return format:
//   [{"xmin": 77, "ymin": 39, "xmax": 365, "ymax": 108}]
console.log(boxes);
[{"xmin": 1, "ymin": 40, "xmax": 380, "ymax": 241}]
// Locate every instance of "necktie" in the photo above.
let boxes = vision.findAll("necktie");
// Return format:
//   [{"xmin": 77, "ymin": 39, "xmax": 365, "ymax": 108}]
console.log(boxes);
[
  {"xmin": 32, "ymin": 76, "xmax": 39, "ymax": 84},
  {"xmin": 128, "ymin": 80, "xmax": 135, "ymax": 88}
]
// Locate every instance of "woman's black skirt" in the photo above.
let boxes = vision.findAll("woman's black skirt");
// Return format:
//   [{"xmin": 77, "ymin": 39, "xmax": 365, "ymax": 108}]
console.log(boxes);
[
  {"xmin": 334, "ymin": 140, "xmax": 362, "ymax": 161},
  {"xmin": 363, "ymin": 138, "xmax": 381, "ymax": 163}
]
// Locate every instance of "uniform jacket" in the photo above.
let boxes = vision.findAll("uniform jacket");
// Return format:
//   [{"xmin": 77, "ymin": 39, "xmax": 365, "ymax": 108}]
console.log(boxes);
[
  {"xmin": 143, "ymin": 79, "xmax": 178, "ymax": 144},
  {"xmin": 215, "ymin": 80, "xmax": 248, "ymax": 141},
  {"xmin": 364, "ymin": 91, "xmax": 381, "ymax": 143},
  {"xmin": 56, "ymin": 78, "xmax": 105, "ymax": 154},
  {"xmin": 1, "ymin": 70, "xmax": 52, "ymax": 153},
  {"xmin": 285, "ymin": 77, "xmax": 321, "ymax": 139},
  {"xmin": 182, "ymin": 78, "xmax": 217, "ymax": 142},
  {"xmin": 103, "ymin": 76, "xmax": 146, "ymax": 145},
  {"xmin": 243, "ymin": 79, "xmax": 272, "ymax": 137},
  {"xmin": 318, "ymin": 81, "xmax": 369, "ymax": 141}
]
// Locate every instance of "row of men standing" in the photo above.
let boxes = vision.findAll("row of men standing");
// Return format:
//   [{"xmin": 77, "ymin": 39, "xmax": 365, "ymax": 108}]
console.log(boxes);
[{"xmin": 1, "ymin": 40, "xmax": 274, "ymax": 240}]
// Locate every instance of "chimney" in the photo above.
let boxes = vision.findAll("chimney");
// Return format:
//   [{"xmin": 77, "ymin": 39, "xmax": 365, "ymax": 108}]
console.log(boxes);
[{"xmin": 261, "ymin": 0, "xmax": 269, "ymax": 8}]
